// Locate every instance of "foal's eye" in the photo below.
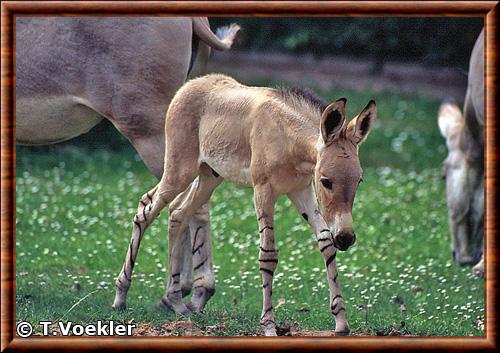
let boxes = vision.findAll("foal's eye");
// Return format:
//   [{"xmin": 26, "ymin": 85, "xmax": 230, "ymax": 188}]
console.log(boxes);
[{"xmin": 320, "ymin": 177, "xmax": 333, "ymax": 190}]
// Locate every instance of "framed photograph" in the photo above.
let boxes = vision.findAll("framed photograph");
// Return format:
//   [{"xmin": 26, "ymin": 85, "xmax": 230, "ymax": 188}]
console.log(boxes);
[{"xmin": 1, "ymin": 1, "xmax": 497, "ymax": 351}]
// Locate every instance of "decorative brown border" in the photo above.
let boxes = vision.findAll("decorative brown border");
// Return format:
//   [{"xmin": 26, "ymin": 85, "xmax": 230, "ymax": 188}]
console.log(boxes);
[{"xmin": 1, "ymin": 1, "xmax": 498, "ymax": 352}]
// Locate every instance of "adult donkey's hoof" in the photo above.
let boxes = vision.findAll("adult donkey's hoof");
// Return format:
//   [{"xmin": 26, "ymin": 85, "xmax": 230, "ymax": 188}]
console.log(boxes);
[
  {"xmin": 157, "ymin": 296, "xmax": 192, "ymax": 316},
  {"xmin": 472, "ymin": 260, "xmax": 484, "ymax": 278}
]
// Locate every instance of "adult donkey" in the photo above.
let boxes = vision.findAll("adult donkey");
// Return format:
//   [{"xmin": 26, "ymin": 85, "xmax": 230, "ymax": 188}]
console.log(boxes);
[
  {"xmin": 113, "ymin": 74, "xmax": 376, "ymax": 336},
  {"xmin": 16, "ymin": 17, "xmax": 239, "ymax": 294},
  {"xmin": 438, "ymin": 29, "xmax": 484, "ymax": 277}
]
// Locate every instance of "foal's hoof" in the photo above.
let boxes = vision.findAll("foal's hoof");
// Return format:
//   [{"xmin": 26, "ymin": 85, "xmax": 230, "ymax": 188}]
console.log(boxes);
[
  {"xmin": 262, "ymin": 322, "xmax": 277, "ymax": 336},
  {"xmin": 263, "ymin": 327, "xmax": 278, "ymax": 336},
  {"xmin": 112, "ymin": 302, "xmax": 126, "ymax": 311},
  {"xmin": 157, "ymin": 297, "xmax": 192, "ymax": 316},
  {"xmin": 334, "ymin": 329, "xmax": 350, "ymax": 336},
  {"xmin": 186, "ymin": 287, "xmax": 214, "ymax": 313}
]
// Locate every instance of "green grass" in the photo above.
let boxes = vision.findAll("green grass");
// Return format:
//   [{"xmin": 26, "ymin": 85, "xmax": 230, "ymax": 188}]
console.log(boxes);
[{"xmin": 15, "ymin": 87, "xmax": 484, "ymax": 336}]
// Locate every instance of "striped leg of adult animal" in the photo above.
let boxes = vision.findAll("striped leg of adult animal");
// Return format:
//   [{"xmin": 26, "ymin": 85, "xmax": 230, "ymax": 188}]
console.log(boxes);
[
  {"xmin": 158, "ymin": 166, "xmax": 221, "ymax": 315},
  {"xmin": 254, "ymin": 185, "xmax": 279, "ymax": 336},
  {"xmin": 187, "ymin": 203, "xmax": 216, "ymax": 313},
  {"xmin": 288, "ymin": 185, "xmax": 350, "ymax": 335}
]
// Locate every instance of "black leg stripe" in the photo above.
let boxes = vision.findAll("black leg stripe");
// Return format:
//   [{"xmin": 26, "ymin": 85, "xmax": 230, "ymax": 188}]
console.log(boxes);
[
  {"xmin": 193, "ymin": 285, "xmax": 215, "ymax": 295},
  {"xmin": 320, "ymin": 242, "xmax": 334, "ymax": 252},
  {"xmin": 259, "ymin": 259, "xmax": 278, "ymax": 263},
  {"xmin": 325, "ymin": 252, "xmax": 337, "ymax": 267},
  {"xmin": 263, "ymin": 283, "xmax": 269, "ymax": 288},
  {"xmin": 192, "ymin": 242, "xmax": 204, "ymax": 254},
  {"xmin": 193, "ymin": 259, "xmax": 206, "ymax": 271},
  {"xmin": 129, "ymin": 240, "xmax": 135, "ymax": 268},
  {"xmin": 332, "ymin": 294, "xmax": 343, "ymax": 303},
  {"xmin": 123, "ymin": 269, "xmax": 131, "ymax": 282},
  {"xmin": 260, "ymin": 268, "xmax": 274, "ymax": 276},
  {"xmin": 259, "ymin": 246, "xmax": 276, "ymax": 253},
  {"xmin": 332, "ymin": 307, "xmax": 345, "ymax": 316},
  {"xmin": 259, "ymin": 226, "xmax": 274, "ymax": 233},
  {"xmin": 318, "ymin": 237, "xmax": 330, "ymax": 242},
  {"xmin": 261, "ymin": 307, "xmax": 273, "ymax": 319},
  {"xmin": 320, "ymin": 229, "xmax": 330, "ymax": 233},
  {"xmin": 147, "ymin": 192, "xmax": 153, "ymax": 202},
  {"xmin": 333, "ymin": 272, "xmax": 339, "ymax": 282},
  {"xmin": 261, "ymin": 319, "xmax": 275, "ymax": 326},
  {"xmin": 133, "ymin": 221, "xmax": 142, "ymax": 235},
  {"xmin": 193, "ymin": 276, "xmax": 204, "ymax": 282},
  {"xmin": 192, "ymin": 226, "xmax": 203, "ymax": 252}
]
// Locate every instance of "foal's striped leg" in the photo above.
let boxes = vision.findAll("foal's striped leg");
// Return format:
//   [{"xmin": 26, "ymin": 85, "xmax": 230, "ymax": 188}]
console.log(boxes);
[
  {"xmin": 158, "ymin": 167, "xmax": 221, "ymax": 315},
  {"xmin": 113, "ymin": 185, "xmax": 162, "ymax": 310},
  {"xmin": 187, "ymin": 203, "xmax": 216, "ymax": 313},
  {"xmin": 288, "ymin": 185, "xmax": 350, "ymax": 335},
  {"xmin": 254, "ymin": 185, "xmax": 279, "ymax": 336}
]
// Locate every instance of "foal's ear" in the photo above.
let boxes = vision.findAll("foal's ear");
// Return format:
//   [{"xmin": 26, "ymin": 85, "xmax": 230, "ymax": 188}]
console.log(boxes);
[
  {"xmin": 347, "ymin": 100, "xmax": 377, "ymax": 145},
  {"xmin": 321, "ymin": 98, "xmax": 346, "ymax": 145}
]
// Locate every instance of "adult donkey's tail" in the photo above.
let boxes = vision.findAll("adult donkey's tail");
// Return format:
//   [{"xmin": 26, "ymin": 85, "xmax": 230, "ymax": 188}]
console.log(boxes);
[{"xmin": 189, "ymin": 18, "xmax": 240, "ymax": 78}]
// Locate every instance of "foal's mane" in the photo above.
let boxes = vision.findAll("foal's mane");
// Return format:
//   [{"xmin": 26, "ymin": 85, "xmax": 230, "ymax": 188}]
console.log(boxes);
[{"xmin": 275, "ymin": 86, "xmax": 328, "ymax": 114}]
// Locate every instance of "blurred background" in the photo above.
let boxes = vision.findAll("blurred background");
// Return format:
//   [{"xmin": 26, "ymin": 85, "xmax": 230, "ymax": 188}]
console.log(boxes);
[{"xmin": 21, "ymin": 17, "xmax": 483, "ymax": 155}]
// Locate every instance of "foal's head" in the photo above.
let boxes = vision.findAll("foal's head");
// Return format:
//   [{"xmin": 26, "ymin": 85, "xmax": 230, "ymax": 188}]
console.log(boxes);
[{"xmin": 315, "ymin": 98, "xmax": 377, "ymax": 251}]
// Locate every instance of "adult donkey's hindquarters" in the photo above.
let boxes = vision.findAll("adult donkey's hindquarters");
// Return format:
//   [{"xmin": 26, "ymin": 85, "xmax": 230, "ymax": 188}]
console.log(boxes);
[
  {"xmin": 438, "ymin": 29, "xmax": 484, "ymax": 277},
  {"xmin": 114, "ymin": 74, "xmax": 376, "ymax": 336}
]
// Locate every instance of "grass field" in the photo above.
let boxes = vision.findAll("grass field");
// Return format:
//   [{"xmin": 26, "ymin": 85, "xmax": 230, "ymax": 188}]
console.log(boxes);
[{"xmin": 15, "ymin": 87, "xmax": 484, "ymax": 336}]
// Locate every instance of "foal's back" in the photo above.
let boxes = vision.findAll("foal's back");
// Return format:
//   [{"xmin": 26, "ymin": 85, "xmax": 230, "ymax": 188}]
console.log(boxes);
[{"xmin": 163, "ymin": 74, "xmax": 283, "ymax": 187}]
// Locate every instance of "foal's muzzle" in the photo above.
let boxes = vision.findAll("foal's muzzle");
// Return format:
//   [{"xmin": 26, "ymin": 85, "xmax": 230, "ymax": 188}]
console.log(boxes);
[{"xmin": 333, "ymin": 232, "xmax": 356, "ymax": 251}]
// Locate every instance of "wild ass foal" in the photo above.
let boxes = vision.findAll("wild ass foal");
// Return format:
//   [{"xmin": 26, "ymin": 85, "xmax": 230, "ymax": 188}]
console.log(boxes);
[{"xmin": 113, "ymin": 74, "xmax": 376, "ymax": 336}]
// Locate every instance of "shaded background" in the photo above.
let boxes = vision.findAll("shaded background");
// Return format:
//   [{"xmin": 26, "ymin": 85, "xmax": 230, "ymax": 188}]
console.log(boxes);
[{"xmin": 25, "ymin": 17, "xmax": 483, "ymax": 153}]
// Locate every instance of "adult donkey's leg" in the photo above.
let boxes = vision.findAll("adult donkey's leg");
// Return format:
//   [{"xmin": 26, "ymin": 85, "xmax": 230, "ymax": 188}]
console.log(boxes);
[
  {"xmin": 254, "ymin": 184, "xmax": 279, "ymax": 336},
  {"xmin": 288, "ymin": 185, "xmax": 350, "ymax": 335},
  {"xmin": 158, "ymin": 165, "xmax": 221, "ymax": 315}
]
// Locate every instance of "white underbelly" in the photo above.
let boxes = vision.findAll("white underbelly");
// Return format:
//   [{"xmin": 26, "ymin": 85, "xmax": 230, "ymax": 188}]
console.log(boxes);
[{"xmin": 201, "ymin": 153, "xmax": 253, "ymax": 187}]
